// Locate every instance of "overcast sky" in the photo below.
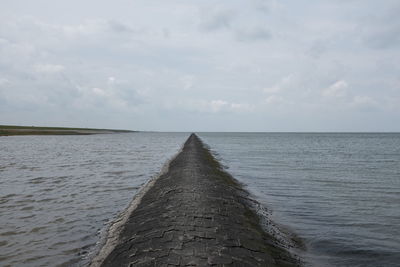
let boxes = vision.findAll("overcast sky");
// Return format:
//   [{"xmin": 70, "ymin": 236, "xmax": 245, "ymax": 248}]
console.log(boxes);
[{"xmin": 0, "ymin": 0, "xmax": 399, "ymax": 131}]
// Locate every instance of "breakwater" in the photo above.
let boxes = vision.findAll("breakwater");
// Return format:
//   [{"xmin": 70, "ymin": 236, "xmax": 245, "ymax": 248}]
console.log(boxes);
[{"xmin": 90, "ymin": 134, "xmax": 301, "ymax": 266}]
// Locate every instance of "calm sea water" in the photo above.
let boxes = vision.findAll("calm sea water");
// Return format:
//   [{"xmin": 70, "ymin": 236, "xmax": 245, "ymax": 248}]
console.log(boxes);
[
  {"xmin": 1, "ymin": 132, "xmax": 399, "ymax": 266},
  {"xmin": 198, "ymin": 133, "xmax": 400, "ymax": 267},
  {"xmin": 0, "ymin": 132, "xmax": 189, "ymax": 266}
]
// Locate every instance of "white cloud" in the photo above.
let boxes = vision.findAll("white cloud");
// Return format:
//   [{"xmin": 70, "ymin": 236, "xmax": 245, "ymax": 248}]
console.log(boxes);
[
  {"xmin": 230, "ymin": 102, "xmax": 254, "ymax": 112},
  {"xmin": 177, "ymin": 99, "xmax": 253, "ymax": 114},
  {"xmin": 209, "ymin": 100, "xmax": 229, "ymax": 112},
  {"xmin": 71, "ymin": 86, "xmax": 129, "ymax": 111},
  {"xmin": 0, "ymin": 78, "xmax": 10, "ymax": 86},
  {"xmin": 0, "ymin": 38, "xmax": 9, "ymax": 45},
  {"xmin": 180, "ymin": 75, "xmax": 195, "ymax": 90},
  {"xmin": 322, "ymin": 80, "xmax": 348, "ymax": 98},
  {"xmin": 136, "ymin": 87, "xmax": 151, "ymax": 97},
  {"xmin": 263, "ymin": 75, "xmax": 293, "ymax": 94},
  {"xmin": 264, "ymin": 85, "xmax": 281, "ymax": 94},
  {"xmin": 351, "ymin": 95, "xmax": 379, "ymax": 111},
  {"xmin": 206, "ymin": 100, "xmax": 253, "ymax": 113},
  {"xmin": 61, "ymin": 19, "xmax": 133, "ymax": 37},
  {"xmin": 34, "ymin": 64, "xmax": 65, "ymax": 74},
  {"xmin": 108, "ymin": 77, "xmax": 116, "ymax": 85},
  {"xmin": 265, "ymin": 95, "xmax": 285, "ymax": 105},
  {"xmin": 91, "ymin": 87, "xmax": 108, "ymax": 97}
]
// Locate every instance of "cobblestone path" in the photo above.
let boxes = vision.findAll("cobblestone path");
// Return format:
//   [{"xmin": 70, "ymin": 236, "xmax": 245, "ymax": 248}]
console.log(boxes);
[{"xmin": 94, "ymin": 134, "xmax": 301, "ymax": 267}]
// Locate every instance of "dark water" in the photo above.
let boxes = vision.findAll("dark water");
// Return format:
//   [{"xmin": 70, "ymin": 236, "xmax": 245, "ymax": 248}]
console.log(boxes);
[
  {"xmin": 198, "ymin": 133, "xmax": 400, "ymax": 267},
  {"xmin": 1, "ymin": 132, "xmax": 399, "ymax": 266},
  {"xmin": 0, "ymin": 132, "xmax": 188, "ymax": 266}
]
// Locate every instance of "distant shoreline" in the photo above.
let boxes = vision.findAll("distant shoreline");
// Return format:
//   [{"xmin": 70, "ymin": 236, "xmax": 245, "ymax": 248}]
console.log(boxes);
[{"xmin": 0, "ymin": 125, "xmax": 135, "ymax": 136}]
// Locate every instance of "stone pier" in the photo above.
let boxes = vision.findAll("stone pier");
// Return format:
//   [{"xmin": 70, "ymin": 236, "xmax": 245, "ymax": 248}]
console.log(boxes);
[{"xmin": 91, "ymin": 134, "xmax": 300, "ymax": 267}]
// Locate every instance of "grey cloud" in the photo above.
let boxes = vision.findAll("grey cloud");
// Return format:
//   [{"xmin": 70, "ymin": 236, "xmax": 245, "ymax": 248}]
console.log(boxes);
[
  {"xmin": 306, "ymin": 40, "xmax": 328, "ymax": 58},
  {"xmin": 0, "ymin": 0, "xmax": 399, "ymax": 131},
  {"xmin": 365, "ymin": 26, "xmax": 400, "ymax": 50},
  {"xmin": 107, "ymin": 19, "xmax": 133, "ymax": 33},
  {"xmin": 198, "ymin": 6, "xmax": 272, "ymax": 42},
  {"xmin": 360, "ymin": 3, "xmax": 400, "ymax": 49},
  {"xmin": 235, "ymin": 27, "xmax": 271, "ymax": 42},
  {"xmin": 199, "ymin": 8, "xmax": 235, "ymax": 31}
]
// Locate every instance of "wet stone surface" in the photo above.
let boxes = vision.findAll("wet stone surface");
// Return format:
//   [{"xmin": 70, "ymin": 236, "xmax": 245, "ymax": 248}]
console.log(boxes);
[{"xmin": 98, "ymin": 134, "xmax": 301, "ymax": 267}]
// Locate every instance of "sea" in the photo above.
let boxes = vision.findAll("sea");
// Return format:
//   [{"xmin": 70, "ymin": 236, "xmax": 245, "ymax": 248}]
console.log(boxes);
[{"xmin": 0, "ymin": 132, "xmax": 399, "ymax": 266}]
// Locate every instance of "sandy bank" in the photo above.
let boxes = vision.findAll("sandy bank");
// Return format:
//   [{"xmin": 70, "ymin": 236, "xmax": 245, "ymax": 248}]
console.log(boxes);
[{"xmin": 0, "ymin": 125, "xmax": 134, "ymax": 136}]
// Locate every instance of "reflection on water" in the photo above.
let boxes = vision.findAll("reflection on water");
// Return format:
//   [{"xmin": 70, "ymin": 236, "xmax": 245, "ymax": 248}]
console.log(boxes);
[
  {"xmin": 198, "ymin": 133, "xmax": 400, "ymax": 267},
  {"xmin": 0, "ymin": 132, "xmax": 188, "ymax": 266}
]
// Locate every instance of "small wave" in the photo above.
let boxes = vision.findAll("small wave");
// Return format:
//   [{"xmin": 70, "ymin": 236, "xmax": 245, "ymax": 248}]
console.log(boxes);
[
  {"xmin": 29, "ymin": 177, "xmax": 47, "ymax": 184},
  {"xmin": 22, "ymin": 255, "xmax": 47, "ymax": 264},
  {"xmin": 19, "ymin": 165, "xmax": 40, "ymax": 171},
  {"xmin": 52, "ymin": 176, "xmax": 70, "ymax": 184},
  {"xmin": 103, "ymin": 171, "xmax": 128, "ymax": 175},
  {"xmin": 1, "ymin": 193, "xmax": 17, "ymax": 198},
  {"xmin": 0, "ymin": 199, "xmax": 10, "ymax": 205},
  {"xmin": 30, "ymin": 226, "xmax": 47, "ymax": 233},
  {"xmin": 0, "ymin": 230, "xmax": 25, "ymax": 237},
  {"xmin": 37, "ymin": 197, "xmax": 56, "ymax": 203},
  {"xmin": 19, "ymin": 214, "xmax": 36, "ymax": 219},
  {"xmin": 20, "ymin": 206, "xmax": 34, "ymax": 211},
  {"xmin": 39, "ymin": 188, "xmax": 55, "ymax": 192},
  {"xmin": 48, "ymin": 217, "xmax": 65, "ymax": 224},
  {"xmin": 16, "ymin": 198, "xmax": 36, "ymax": 204}
]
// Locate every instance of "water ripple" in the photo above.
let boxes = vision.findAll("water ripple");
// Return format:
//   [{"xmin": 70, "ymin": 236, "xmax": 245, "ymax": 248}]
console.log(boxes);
[
  {"xmin": 199, "ymin": 133, "xmax": 400, "ymax": 267},
  {"xmin": 0, "ymin": 132, "xmax": 188, "ymax": 266}
]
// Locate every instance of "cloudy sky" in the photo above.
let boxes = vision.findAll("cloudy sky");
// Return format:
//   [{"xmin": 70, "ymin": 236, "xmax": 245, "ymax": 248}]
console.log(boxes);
[{"xmin": 0, "ymin": 0, "xmax": 399, "ymax": 131}]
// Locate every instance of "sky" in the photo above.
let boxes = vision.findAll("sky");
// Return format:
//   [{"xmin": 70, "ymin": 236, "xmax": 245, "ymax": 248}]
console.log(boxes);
[{"xmin": 0, "ymin": 0, "xmax": 399, "ymax": 132}]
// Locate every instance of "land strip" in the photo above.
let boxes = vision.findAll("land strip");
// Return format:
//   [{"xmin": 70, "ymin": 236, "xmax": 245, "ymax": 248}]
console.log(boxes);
[
  {"xmin": 91, "ymin": 133, "xmax": 301, "ymax": 267},
  {"xmin": 0, "ymin": 125, "xmax": 134, "ymax": 136}
]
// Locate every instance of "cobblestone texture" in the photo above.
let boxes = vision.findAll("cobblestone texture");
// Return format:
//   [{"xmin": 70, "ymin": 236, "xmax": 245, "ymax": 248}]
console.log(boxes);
[{"xmin": 99, "ymin": 134, "xmax": 301, "ymax": 267}]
